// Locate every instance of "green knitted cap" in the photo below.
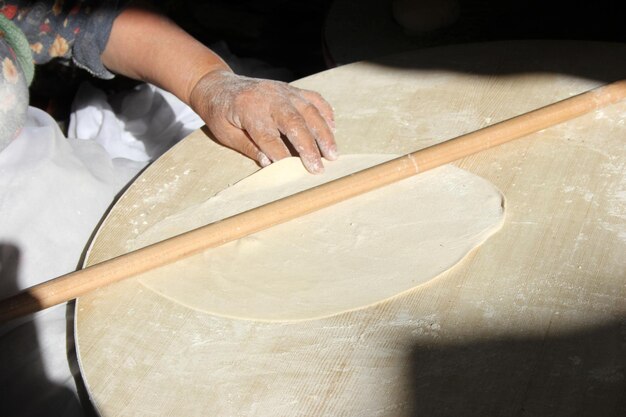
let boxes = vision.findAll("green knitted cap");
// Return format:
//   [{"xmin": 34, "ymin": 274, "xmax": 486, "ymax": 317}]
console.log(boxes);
[{"xmin": 0, "ymin": 13, "xmax": 34, "ymax": 86}]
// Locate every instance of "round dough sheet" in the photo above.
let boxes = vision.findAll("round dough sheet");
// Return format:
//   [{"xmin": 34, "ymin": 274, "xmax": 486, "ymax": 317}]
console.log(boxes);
[{"xmin": 130, "ymin": 155, "xmax": 505, "ymax": 321}]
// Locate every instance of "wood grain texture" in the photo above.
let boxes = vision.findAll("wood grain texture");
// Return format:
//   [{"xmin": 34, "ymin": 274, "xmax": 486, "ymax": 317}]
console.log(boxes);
[{"xmin": 75, "ymin": 41, "xmax": 626, "ymax": 417}]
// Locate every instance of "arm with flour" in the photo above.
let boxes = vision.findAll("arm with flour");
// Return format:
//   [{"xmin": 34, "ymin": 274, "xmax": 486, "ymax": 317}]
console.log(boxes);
[{"xmin": 101, "ymin": 3, "xmax": 337, "ymax": 173}]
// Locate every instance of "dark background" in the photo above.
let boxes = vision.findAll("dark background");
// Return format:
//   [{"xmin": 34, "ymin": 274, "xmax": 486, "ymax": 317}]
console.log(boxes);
[{"xmin": 30, "ymin": 0, "xmax": 626, "ymax": 127}]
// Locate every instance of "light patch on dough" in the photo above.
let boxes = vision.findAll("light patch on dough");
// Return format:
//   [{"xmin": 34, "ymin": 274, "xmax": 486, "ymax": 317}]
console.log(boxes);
[{"xmin": 130, "ymin": 155, "xmax": 505, "ymax": 321}]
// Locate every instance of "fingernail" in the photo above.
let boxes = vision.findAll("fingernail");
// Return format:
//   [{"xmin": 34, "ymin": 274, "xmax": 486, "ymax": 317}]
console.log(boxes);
[
  {"xmin": 306, "ymin": 158, "xmax": 324, "ymax": 174},
  {"xmin": 326, "ymin": 145, "xmax": 338, "ymax": 161},
  {"xmin": 319, "ymin": 141, "xmax": 338, "ymax": 161},
  {"xmin": 259, "ymin": 153, "xmax": 271, "ymax": 167}
]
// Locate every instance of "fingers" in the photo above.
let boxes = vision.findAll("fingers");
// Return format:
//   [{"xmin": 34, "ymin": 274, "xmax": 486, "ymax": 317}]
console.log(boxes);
[
  {"xmin": 237, "ymin": 89, "xmax": 336, "ymax": 174},
  {"xmin": 193, "ymin": 71, "xmax": 338, "ymax": 174},
  {"xmin": 215, "ymin": 122, "xmax": 296, "ymax": 168},
  {"xmin": 247, "ymin": 86, "xmax": 337, "ymax": 173},
  {"xmin": 273, "ymin": 108, "xmax": 325, "ymax": 174},
  {"xmin": 288, "ymin": 93, "xmax": 338, "ymax": 162},
  {"xmin": 299, "ymin": 89, "xmax": 335, "ymax": 131},
  {"xmin": 215, "ymin": 124, "xmax": 271, "ymax": 167},
  {"xmin": 246, "ymin": 122, "xmax": 291, "ymax": 163}
]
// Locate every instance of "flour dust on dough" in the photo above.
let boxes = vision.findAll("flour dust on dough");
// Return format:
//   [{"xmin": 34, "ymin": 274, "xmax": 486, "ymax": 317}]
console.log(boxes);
[{"xmin": 130, "ymin": 155, "xmax": 505, "ymax": 321}]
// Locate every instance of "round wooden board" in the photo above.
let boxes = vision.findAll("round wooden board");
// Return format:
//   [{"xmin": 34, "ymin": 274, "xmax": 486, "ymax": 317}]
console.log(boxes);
[{"xmin": 75, "ymin": 41, "xmax": 625, "ymax": 417}]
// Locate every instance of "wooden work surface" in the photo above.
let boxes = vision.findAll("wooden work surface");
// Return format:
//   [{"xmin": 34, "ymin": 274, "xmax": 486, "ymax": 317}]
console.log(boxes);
[{"xmin": 75, "ymin": 41, "xmax": 625, "ymax": 416}]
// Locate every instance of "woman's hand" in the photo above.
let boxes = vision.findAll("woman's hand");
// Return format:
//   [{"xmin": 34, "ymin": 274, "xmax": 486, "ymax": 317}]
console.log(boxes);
[
  {"xmin": 190, "ymin": 70, "xmax": 337, "ymax": 174},
  {"xmin": 102, "ymin": 6, "xmax": 336, "ymax": 173}
]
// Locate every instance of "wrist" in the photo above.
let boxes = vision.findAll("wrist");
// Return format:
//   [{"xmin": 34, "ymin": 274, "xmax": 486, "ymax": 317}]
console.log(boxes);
[
  {"xmin": 189, "ymin": 69, "xmax": 236, "ymax": 116},
  {"xmin": 183, "ymin": 61, "xmax": 233, "ymax": 105}
]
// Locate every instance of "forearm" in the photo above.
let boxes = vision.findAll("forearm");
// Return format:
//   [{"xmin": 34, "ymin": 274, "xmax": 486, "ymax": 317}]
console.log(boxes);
[
  {"xmin": 101, "ymin": 5, "xmax": 232, "ymax": 104},
  {"xmin": 101, "ymin": 3, "xmax": 336, "ymax": 174}
]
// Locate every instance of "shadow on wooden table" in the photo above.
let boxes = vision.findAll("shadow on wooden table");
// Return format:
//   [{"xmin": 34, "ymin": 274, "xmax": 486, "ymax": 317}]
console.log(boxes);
[{"xmin": 406, "ymin": 319, "xmax": 626, "ymax": 417}]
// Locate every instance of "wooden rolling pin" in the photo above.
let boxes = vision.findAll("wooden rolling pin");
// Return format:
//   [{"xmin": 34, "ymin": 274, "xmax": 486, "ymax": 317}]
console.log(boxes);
[{"xmin": 2, "ymin": 80, "xmax": 626, "ymax": 322}]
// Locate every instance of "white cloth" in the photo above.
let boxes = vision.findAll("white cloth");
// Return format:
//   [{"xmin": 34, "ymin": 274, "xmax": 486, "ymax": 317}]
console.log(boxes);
[
  {"xmin": 69, "ymin": 82, "xmax": 204, "ymax": 162},
  {"xmin": 0, "ymin": 83, "xmax": 203, "ymax": 417}
]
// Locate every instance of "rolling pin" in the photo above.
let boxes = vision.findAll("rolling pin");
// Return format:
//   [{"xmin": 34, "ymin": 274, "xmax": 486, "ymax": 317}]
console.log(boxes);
[{"xmin": 2, "ymin": 80, "xmax": 626, "ymax": 322}]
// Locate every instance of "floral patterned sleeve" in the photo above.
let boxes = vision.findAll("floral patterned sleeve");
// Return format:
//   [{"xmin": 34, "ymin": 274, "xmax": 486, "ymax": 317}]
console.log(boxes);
[{"xmin": 1, "ymin": 0, "xmax": 126, "ymax": 79}]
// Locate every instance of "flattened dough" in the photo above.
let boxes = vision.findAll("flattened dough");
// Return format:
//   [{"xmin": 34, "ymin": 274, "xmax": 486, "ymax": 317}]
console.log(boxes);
[{"xmin": 131, "ymin": 155, "xmax": 505, "ymax": 321}]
